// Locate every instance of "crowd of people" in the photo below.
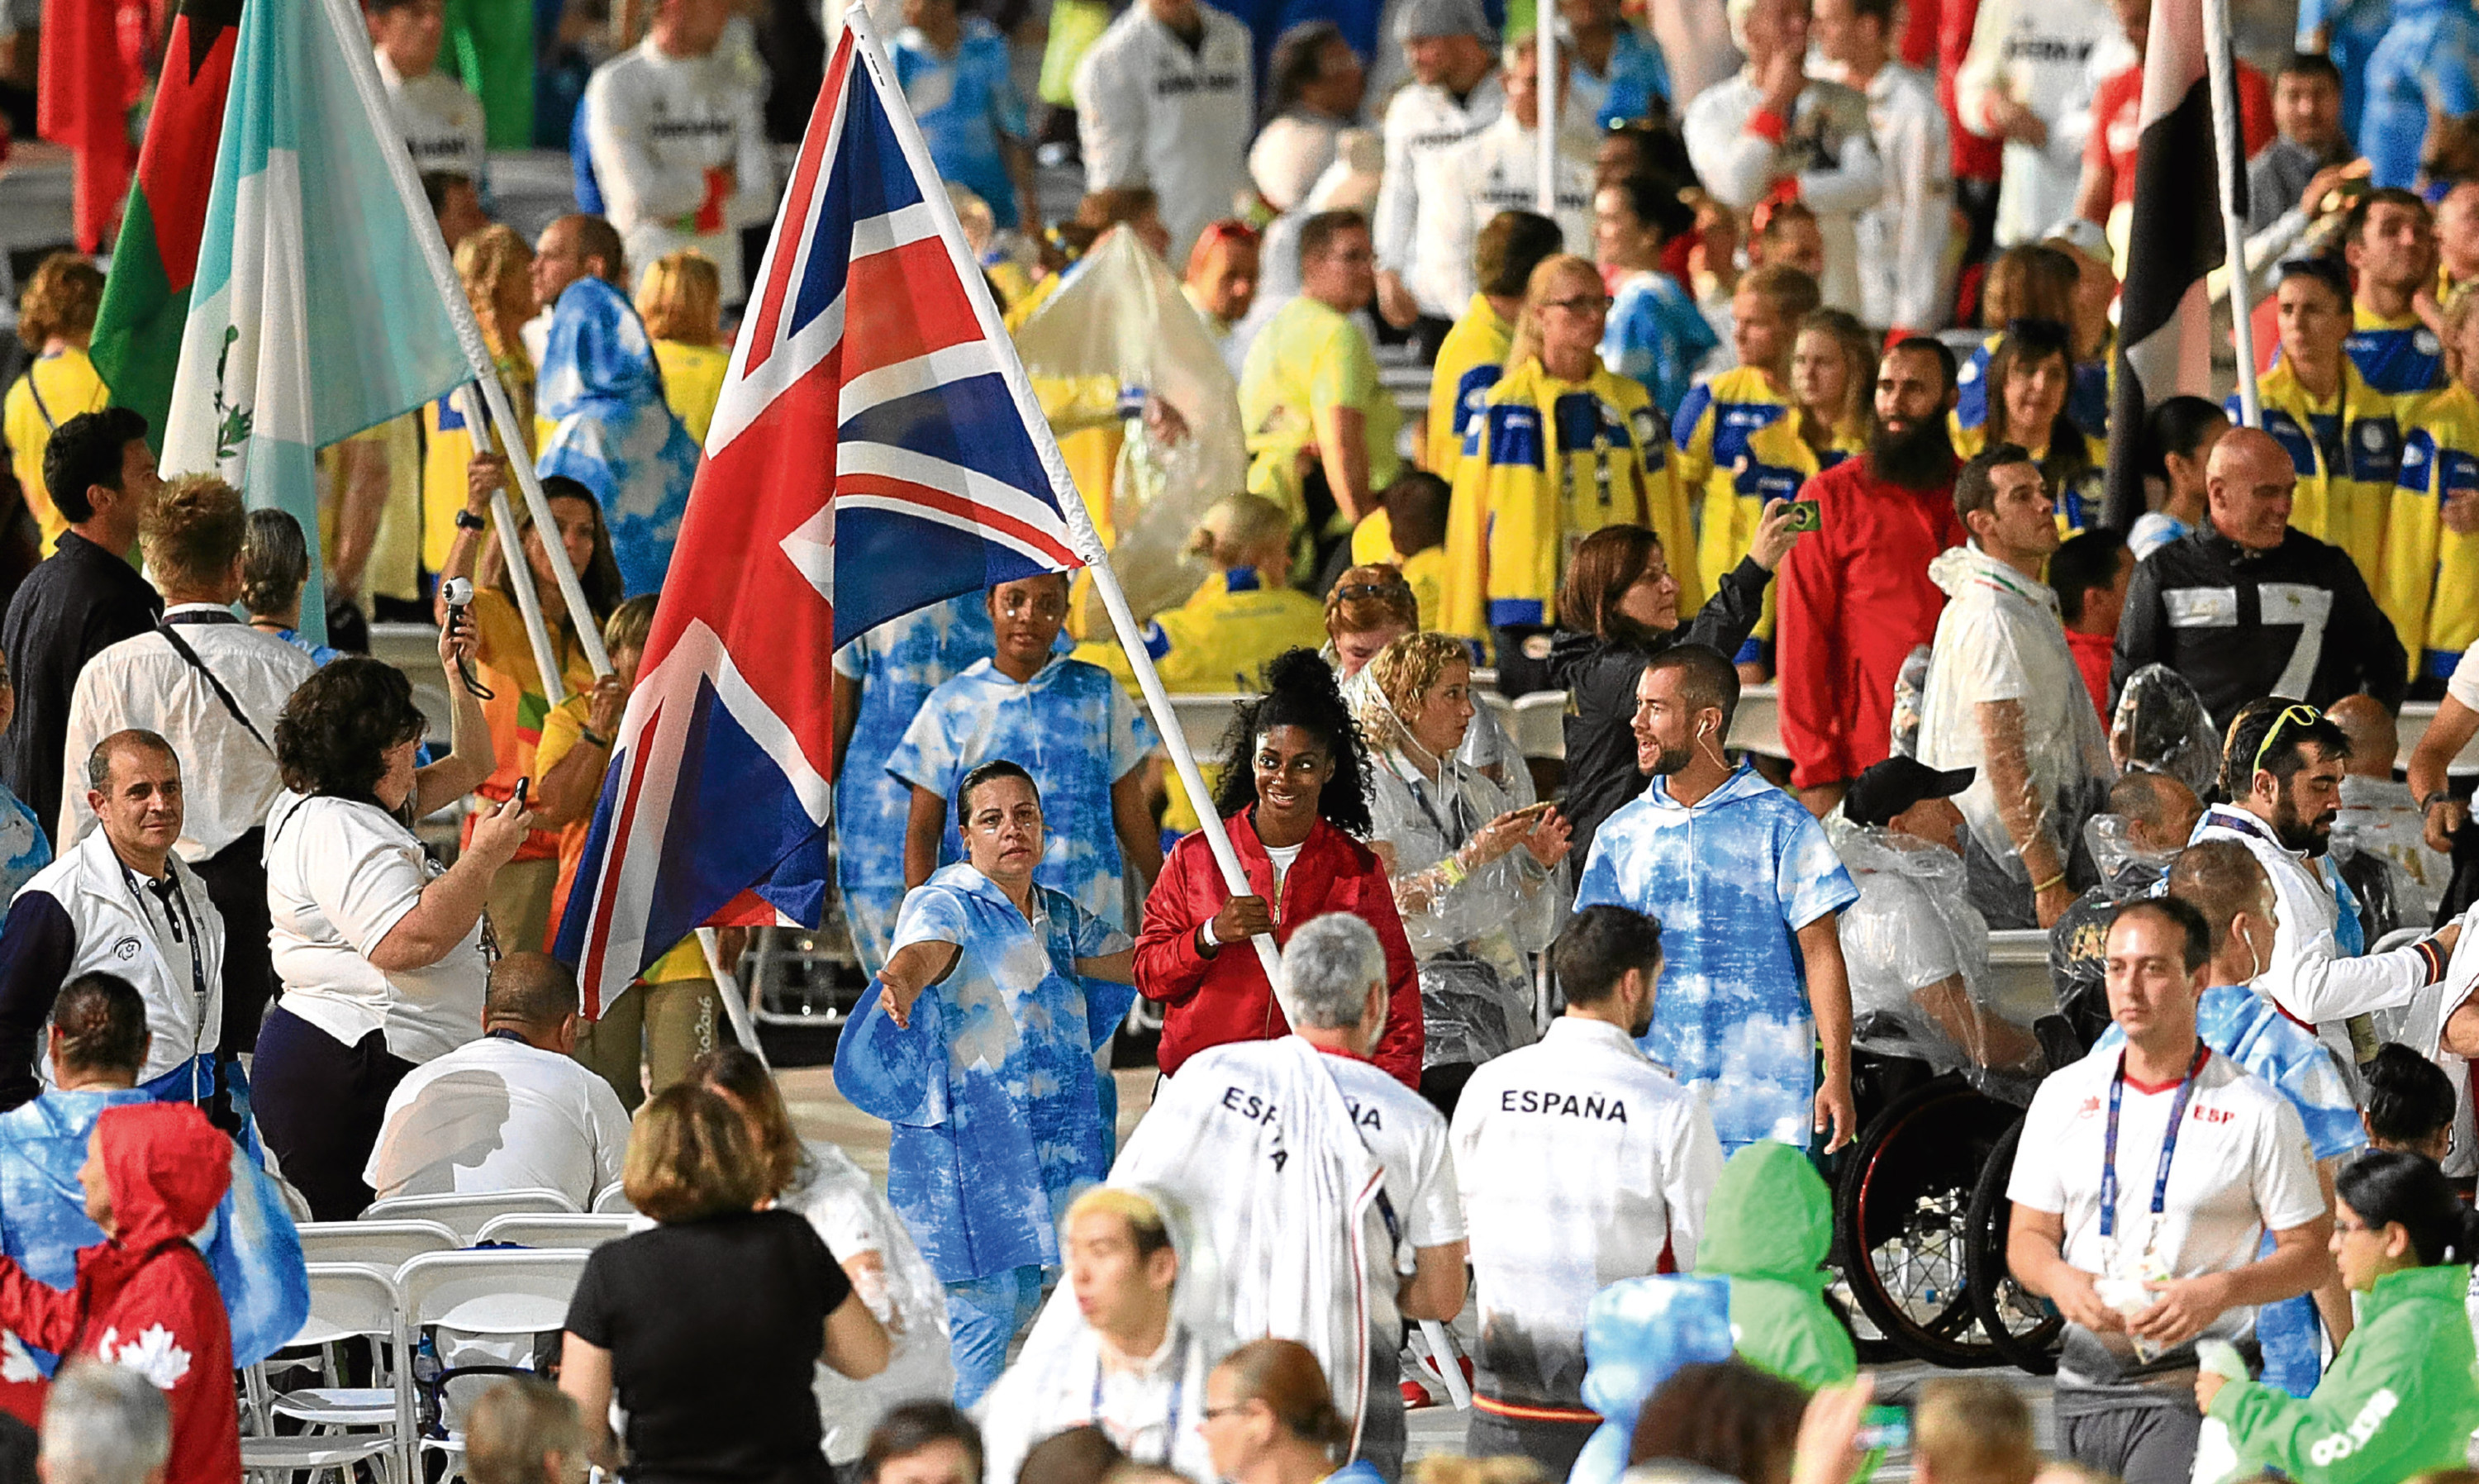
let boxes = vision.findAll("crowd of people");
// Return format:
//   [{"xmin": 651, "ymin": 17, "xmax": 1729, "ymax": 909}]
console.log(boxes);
[{"xmin": 13, "ymin": 0, "xmax": 2479, "ymax": 1477}]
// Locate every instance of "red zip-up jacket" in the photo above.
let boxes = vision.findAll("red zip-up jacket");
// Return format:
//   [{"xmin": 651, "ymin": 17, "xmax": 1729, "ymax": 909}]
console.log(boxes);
[
  {"xmin": 1135, "ymin": 811, "xmax": 1423, "ymax": 1087},
  {"xmin": 0, "ymin": 1103, "xmax": 238, "ymax": 1484}
]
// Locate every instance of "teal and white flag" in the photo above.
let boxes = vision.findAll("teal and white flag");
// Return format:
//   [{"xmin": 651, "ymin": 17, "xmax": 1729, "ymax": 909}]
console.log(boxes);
[{"xmin": 158, "ymin": 0, "xmax": 468, "ymax": 640}]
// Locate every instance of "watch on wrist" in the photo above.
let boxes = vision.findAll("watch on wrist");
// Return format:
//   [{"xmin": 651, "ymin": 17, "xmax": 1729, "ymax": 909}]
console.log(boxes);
[{"xmin": 454, "ymin": 509, "xmax": 488, "ymax": 531}]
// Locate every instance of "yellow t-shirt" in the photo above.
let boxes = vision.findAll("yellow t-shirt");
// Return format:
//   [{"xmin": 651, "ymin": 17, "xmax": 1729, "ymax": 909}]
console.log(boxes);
[
  {"xmin": 3, "ymin": 349, "xmax": 109, "ymax": 556},
  {"xmin": 1239, "ymin": 295, "xmax": 1404, "ymax": 537},
  {"xmin": 539, "ymin": 692, "xmax": 706, "ymax": 980},
  {"xmin": 654, "ymin": 340, "xmax": 729, "ymax": 449},
  {"xmin": 1400, "ymin": 545, "xmax": 1446, "ymax": 631}
]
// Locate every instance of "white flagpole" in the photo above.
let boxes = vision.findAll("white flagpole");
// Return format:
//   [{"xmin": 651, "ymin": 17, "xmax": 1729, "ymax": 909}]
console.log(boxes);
[
  {"xmin": 454, "ymin": 385, "xmax": 572, "ymax": 706},
  {"xmin": 2202, "ymin": 0, "xmax": 2260, "ymax": 426},
  {"xmin": 845, "ymin": 8, "xmax": 1286, "ymax": 989},
  {"xmin": 1536, "ymin": 12, "xmax": 1559, "ymax": 216},
  {"xmin": 312, "ymin": 0, "xmax": 614, "ymax": 679},
  {"xmin": 698, "ymin": 926, "xmax": 773, "ymax": 1071}
]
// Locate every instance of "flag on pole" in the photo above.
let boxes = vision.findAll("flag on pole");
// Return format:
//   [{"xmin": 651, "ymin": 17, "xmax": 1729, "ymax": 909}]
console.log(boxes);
[
  {"xmin": 554, "ymin": 11, "xmax": 1087, "ymax": 1014},
  {"xmin": 2102, "ymin": 0, "xmax": 2248, "ymax": 528},
  {"xmin": 35, "ymin": 0, "xmax": 138, "ymax": 251},
  {"xmin": 155, "ymin": 0, "xmax": 469, "ymax": 638},
  {"xmin": 89, "ymin": 0, "xmax": 245, "ymax": 442}
]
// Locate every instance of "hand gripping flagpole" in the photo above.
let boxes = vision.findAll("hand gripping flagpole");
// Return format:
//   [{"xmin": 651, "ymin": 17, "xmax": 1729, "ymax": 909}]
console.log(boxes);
[
  {"xmin": 845, "ymin": 7, "xmax": 1287, "ymax": 992},
  {"xmin": 314, "ymin": 0, "xmax": 613, "ymax": 683},
  {"xmin": 454, "ymin": 385, "xmax": 570, "ymax": 706},
  {"xmin": 2202, "ymin": 0, "xmax": 2260, "ymax": 426}
]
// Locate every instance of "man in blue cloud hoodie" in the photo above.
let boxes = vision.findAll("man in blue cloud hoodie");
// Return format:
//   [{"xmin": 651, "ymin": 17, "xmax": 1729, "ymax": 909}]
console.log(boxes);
[{"xmin": 1575, "ymin": 643, "xmax": 1862, "ymax": 1154}]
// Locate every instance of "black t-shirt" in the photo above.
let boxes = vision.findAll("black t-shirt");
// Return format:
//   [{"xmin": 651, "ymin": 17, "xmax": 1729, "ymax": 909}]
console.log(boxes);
[{"xmin": 564, "ymin": 1208, "xmax": 852, "ymax": 1482}]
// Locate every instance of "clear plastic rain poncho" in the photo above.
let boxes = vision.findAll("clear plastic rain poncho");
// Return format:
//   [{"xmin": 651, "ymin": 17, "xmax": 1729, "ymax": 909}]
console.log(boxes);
[
  {"xmin": 2110, "ymin": 664, "xmax": 2221, "ymax": 801},
  {"xmin": 1344, "ymin": 668, "xmax": 1563, "ymax": 1069},
  {"xmin": 1826, "ymin": 814, "xmax": 2039, "ymax": 1095},
  {"xmin": 1011, "ymin": 227, "xmax": 1250, "ymax": 625}
]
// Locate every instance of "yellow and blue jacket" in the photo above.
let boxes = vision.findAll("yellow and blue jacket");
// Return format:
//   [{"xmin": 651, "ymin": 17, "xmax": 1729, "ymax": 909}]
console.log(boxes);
[
  {"xmin": 1727, "ymin": 411, "xmax": 1864, "ymax": 648},
  {"xmin": 1951, "ymin": 421, "xmax": 2110, "ymax": 535},
  {"xmin": 1671, "ymin": 364, "xmax": 1791, "ymax": 605},
  {"xmin": 2384, "ymin": 384, "xmax": 2479, "ymax": 685},
  {"xmin": 2346, "ymin": 302, "xmax": 2450, "ymax": 396},
  {"xmin": 421, "ymin": 352, "xmax": 534, "ymax": 575},
  {"xmin": 2241, "ymin": 357, "xmax": 2408, "ymax": 592},
  {"xmin": 1442, "ymin": 359, "xmax": 1691, "ymax": 640},
  {"xmin": 1428, "ymin": 293, "xmax": 1514, "ymax": 480},
  {"xmin": 1073, "ymin": 566, "xmax": 1330, "ymax": 696}
]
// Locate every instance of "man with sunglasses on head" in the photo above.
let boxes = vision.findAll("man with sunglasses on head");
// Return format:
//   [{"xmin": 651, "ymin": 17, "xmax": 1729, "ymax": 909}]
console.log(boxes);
[
  {"xmin": 2191, "ymin": 702, "xmax": 2462, "ymax": 1074},
  {"xmin": 2113, "ymin": 390, "xmax": 2408, "ymax": 739}
]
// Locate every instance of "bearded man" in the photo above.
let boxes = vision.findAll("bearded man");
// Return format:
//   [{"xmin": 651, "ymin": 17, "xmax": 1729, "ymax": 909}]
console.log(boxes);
[{"xmin": 1774, "ymin": 337, "xmax": 1972, "ymax": 816}]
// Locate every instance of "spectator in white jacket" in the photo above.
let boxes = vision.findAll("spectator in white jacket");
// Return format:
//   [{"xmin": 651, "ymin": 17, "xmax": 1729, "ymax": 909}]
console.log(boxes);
[
  {"xmin": 581, "ymin": 0, "xmax": 775, "ymax": 305},
  {"xmin": 368, "ymin": 0, "xmax": 487, "ymax": 183},
  {"xmin": 1953, "ymin": 0, "xmax": 2126, "ymax": 248},
  {"xmin": 1812, "ymin": 0, "xmax": 1951, "ymax": 335},
  {"xmin": 1373, "ymin": 0, "xmax": 1505, "ymax": 353},
  {"xmin": 1073, "ymin": 0, "xmax": 1254, "ymax": 265},
  {"xmin": 1682, "ymin": 0, "xmax": 1883, "ymax": 317},
  {"xmin": 1429, "ymin": 35, "xmax": 1599, "ymax": 314}
]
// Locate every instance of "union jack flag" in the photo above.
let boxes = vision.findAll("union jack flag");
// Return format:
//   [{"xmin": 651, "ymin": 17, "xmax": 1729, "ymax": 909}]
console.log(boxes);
[{"xmin": 552, "ymin": 8, "xmax": 1088, "ymax": 1013}]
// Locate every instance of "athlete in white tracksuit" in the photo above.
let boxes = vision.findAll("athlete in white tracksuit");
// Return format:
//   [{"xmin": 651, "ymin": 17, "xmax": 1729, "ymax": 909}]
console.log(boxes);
[
  {"xmin": 1373, "ymin": 72, "xmax": 1507, "ymax": 321},
  {"xmin": 1073, "ymin": 0, "xmax": 1254, "ymax": 264},
  {"xmin": 1816, "ymin": 56, "xmax": 1951, "ymax": 334},
  {"xmin": 377, "ymin": 47, "xmax": 487, "ymax": 183},
  {"xmin": 1425, "ymin": 110, "xmax": 1598, "ymax": 314},
  {"xmin": 1683, "ymin": 69, "xmax": 1883, "ymax": 316},
  {"xmin": 581, "ymin": 33, "xmax": 776, "ymax": 304},
  {"xmin": 1953, "ymin": 0, "xmax": 2127, "ymax": 248}
]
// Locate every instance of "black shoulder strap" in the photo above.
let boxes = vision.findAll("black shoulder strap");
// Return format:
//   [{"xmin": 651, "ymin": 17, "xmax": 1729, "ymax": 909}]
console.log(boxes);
[{"xmin": 153, "ymin": 619, "xmax": 276, "ymax": 755}]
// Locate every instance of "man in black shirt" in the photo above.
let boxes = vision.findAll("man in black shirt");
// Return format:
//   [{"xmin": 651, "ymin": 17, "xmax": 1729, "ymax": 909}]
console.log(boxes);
[
  {"xmin": 0, "ymin": 409, "xmax": 164, "ymax": 844},
  {"xmin": 2112, "ymin": 425, "xmax": 2405, "ymax": 735}
]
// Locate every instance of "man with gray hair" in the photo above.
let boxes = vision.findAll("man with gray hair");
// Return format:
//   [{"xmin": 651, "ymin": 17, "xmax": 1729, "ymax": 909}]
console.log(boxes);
[
  {"xmin": 1112, "ymin": 912, "xmax": 1466, "ymax": 1482},
  {"xmin": 40, "ymin": 1360, "xmax": 171, "ymax": 1484}
]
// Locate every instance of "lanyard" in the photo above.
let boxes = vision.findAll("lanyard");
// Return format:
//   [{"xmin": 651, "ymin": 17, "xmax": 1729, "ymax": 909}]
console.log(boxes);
[
  {"xmin": 1092, "ymin": 1334, "xmax": 1187, "ymax": 1464},
  {"xmin": 118, "ymin": 859, "xmax": 210, "ymax": 1074},
  {"xmin": 2099, "ymin": 1041, "xmax": 2210, "ymax": 1240}
]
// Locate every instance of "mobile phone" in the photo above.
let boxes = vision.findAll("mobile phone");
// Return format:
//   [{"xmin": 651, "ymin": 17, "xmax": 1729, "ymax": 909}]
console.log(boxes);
[
  {"xmin": 1854, "ymin": 1404, "xmax": 1911, "ymax": 1453},
  {"xmin": 510, "ymin": 777, "xmax": 530, "ymax": 810},
  {"xmin": 1787, "ymin": 497, "xmax": 1822, "ymax": 533},
  {"xmin": 1506, "ymin": 801, "xmax": 1558, "ymax": 825}
]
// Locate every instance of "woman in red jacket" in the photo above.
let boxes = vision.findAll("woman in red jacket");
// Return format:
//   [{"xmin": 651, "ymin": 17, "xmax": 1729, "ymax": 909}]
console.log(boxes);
[{"xmin": 1136, "ymin": 649, "xmax": 1423, "ymax": 1086}]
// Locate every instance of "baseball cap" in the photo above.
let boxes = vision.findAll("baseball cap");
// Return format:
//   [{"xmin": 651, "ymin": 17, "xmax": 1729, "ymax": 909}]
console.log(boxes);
[
  {"xmin": 1395, "ymin": 0, "xmax": 1493, "ymax": 44},
  {"xmin": 1843, "ymin": 757, "xmax": 1977, "ymax": 828},
  {"xmin": 2043, "ymin": 216, "xmax": 2112, "ymax": 268}
]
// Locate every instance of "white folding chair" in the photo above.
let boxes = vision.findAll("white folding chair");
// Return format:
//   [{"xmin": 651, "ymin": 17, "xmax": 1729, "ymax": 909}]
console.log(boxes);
[
  {"xmin": 1511, "ymin": 691, "xmax": 1568, "ymax": 761},
  {"xmin": 295, "ymin": 1220, "xmax": 460, "ymax": 1271},
  {"xmin": 361, "ymin": 1187, "xmax": 581, "ymax": 1240},
  {"xmin": 474, "ymin": 1214, "xmax": 638, "ymax": 1249},
  {"xmin": 241, "ymin": 1262, "xmax": 414, "ymax": 1483},
  {"xmin": 589, "ymin": 1185, "xmax": 635, "ymax": 1215},
  {"xmin": 396, "ymin": 1249, "xmax": 592, "ymax": 1482}
]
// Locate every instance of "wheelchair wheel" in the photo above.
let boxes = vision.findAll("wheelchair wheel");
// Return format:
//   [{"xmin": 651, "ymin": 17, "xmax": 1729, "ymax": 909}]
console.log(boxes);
[
  {"xmin": 1964, "ymin": 1115, "xmax": 2063, "ymax": 1374},
  {"xmin": 1834, "ymin": 1076, "xmax": 2015, "ymax": 1368}
]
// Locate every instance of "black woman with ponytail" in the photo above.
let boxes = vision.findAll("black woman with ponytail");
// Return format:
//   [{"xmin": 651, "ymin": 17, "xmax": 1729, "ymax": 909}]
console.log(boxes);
[
  {"xmin": 1131, "ymin": 649, "xmax": 1422, "ymax": 1087},
  {"xmin": 2199, "ymin": 1149, "xmax": 2479, "ymax": 1484}
]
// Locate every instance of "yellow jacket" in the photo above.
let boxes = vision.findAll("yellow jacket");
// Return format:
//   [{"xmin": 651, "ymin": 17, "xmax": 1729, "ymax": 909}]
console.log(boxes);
[
  {"xmin": 1670, "ymin": 364, "xmax": 1791, "ymax": 606},
  {"xmin": 2383, "ymin": 383, "xmax": 2479, "ymax": 685},
  {"xmin": 1427, "ymin": 293, "xmax": 1513, "ymax": 480},
  {"xmin": 2245, "ymin": 357, "xmax": 2409, "ymax": 592},
  {"xmin": 653, "ymin": 339, "xmax": 729, "ymax": 447},
  {"xmin": 1073, "ymin": 567, "xmax": 1330, "ymax": 695},
  {"xmin": 1726, "ymin": 411, "xmax": 1864, "ymax": 643},
  {"xmin": 1441, "ymin": 359, "xmax": 1689, "ymax": 640},
  {"xmin": 3, "ymin": 348, "xmax": 107, "ymax": 555}
]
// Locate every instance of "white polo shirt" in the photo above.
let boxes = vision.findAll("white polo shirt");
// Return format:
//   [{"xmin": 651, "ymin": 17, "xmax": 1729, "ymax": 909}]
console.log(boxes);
[
  {"xmin": 1316, "ymin": 1049, "xmax": 1465, "ymax": 1340},
  {"xmin": 2008, "ymin": 1041, "xmax": 2325, "ymax": 1390},
  {"xmin": 1451, "ymin": 1016, "xmax": 1722, "ymax": 1410}
]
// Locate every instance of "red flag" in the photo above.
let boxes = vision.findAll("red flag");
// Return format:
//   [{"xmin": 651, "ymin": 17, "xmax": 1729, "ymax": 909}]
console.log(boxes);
[{"xmin": 36, "ymin": 0, "xmax": 137, "ymax": 250}]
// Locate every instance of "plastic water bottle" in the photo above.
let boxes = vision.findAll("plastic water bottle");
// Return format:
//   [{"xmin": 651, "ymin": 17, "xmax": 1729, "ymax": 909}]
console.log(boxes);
[{"xmin": 412, "ymin": 1330, "xmax": 444, "ymax": 1437}]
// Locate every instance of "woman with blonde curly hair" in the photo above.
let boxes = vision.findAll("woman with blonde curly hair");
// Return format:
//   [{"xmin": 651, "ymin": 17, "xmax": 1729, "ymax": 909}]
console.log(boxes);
[
  {"xmin": 1348, "ymin": 630, "xmax": 1569, "ymax": 1113},
  {"xmin": 4, "ymin": 253, "xmax": 108, "ymax": 554},
  {"xmin": 635, "ymin": 250, "xmax": 727, "ymax": 445},
  {"xmin": 420, "ymin": 226, "xmax": 539, "ymax": 578}
]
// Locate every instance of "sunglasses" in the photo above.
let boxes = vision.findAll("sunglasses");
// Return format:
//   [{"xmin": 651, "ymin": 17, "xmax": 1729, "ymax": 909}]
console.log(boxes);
[
  {"xmin": 2252, "ymin": 702, "xmax": 2323, "ymax": 779},
  {"xmin": 1336, "ymin": 582, "xmax": 1414, "ymax": 602}
]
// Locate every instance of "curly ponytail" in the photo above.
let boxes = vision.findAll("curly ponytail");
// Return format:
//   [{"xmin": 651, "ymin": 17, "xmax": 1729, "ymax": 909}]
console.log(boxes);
[{"xmin": 1210, "ymin": 649, "xmax": 1373, "ymax": 836}]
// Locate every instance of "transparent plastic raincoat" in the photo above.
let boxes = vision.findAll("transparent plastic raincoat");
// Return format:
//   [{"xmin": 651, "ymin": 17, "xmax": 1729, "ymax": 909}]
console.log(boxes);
[
  {"xmin": 2109, "ymin": 664, "xmax": 2222, "ymax": 801},
  {"xmin": 1346, "ymin": 669, "xmax": 1563, "ymax": 1070}
]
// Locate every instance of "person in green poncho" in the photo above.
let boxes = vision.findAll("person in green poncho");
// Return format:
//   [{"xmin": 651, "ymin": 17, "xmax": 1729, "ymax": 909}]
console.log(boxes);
[
  {"xmin": 2199, "ymin": 1149, "xmax": 2479, "ymax": 1484},
  {"xmin": 1697, "ymin": 1140, "xmax": 1859, "ymax": 1388}
]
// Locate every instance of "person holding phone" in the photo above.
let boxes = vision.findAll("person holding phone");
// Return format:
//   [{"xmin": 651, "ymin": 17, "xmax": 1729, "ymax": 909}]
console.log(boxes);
[
  {"xmin": 250, "ymin": 615, "xmax": 533, "ymax": 1220},
  {"xmin": 1345, "ymin": 632, "xmax": 1570, "ymax": 1116}
]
